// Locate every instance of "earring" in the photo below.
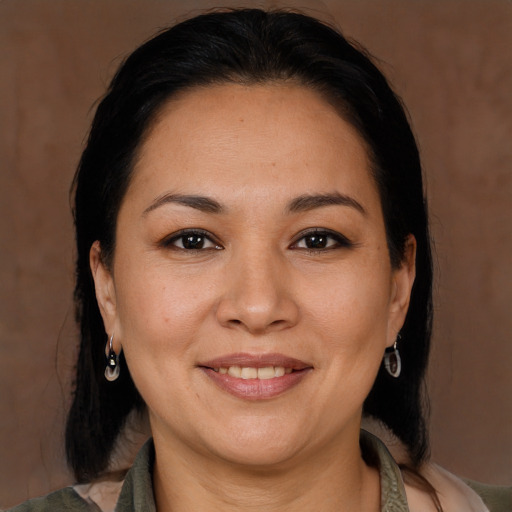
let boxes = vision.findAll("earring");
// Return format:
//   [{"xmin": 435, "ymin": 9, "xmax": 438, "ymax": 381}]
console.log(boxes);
[
  {"xmin": 384, "ymin": 335, "xmax": 402, "ymax": 378},
  {"xmin": 104, "ymin": 334, "xmax": 120, "ymax": 382}
]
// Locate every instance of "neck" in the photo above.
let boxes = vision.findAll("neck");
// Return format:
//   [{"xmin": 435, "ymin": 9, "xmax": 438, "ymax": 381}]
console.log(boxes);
[{"xmin": 152, "ymin": 428, "xmax": 380, "ymax": 512}]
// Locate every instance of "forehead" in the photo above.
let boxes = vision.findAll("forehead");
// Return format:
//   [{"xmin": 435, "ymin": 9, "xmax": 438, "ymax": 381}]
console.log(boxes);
[{"xmin": 129, "ymin": 83, "xmax": 376, "ymax": 208}]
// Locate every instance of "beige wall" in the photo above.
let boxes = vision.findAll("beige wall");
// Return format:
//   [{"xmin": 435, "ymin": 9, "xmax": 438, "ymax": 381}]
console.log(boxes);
[{"xmin": 1, "ymin": 0, "xmax": 510, "ymax": 507}]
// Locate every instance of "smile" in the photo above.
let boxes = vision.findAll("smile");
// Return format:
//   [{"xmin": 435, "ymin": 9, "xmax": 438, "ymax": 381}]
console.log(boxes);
[
  {"xmin": 212, "ymin": 366, "xmax": 293, "ymax": 379},
  {"xmin": 199, "ymin": 353, "xmax": 312, "ymax": 400}
]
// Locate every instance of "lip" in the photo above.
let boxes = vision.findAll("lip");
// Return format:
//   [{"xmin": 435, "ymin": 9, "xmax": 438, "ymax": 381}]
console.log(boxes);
[
  {"xmin": 199, "ymin": 352, "xmax": 311, "ymax": 370},
  {"xmin": 198, "ymin": 352, "xmax": 313, "ymax": 400}
]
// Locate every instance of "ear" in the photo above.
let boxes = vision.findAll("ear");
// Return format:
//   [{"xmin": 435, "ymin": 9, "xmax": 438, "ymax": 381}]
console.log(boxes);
[
  {"xmin": 387, "ymin": 234, "xmax": 416, "ymax": 347},
  {"xmin": 90, "ymin": 241, "xmax": 119, "ymax": 342}
]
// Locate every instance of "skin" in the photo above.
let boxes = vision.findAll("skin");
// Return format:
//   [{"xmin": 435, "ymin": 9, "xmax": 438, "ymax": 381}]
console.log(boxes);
[{"xmin": 91, "ymin": 83, "xmax": 416, "ymax": 512}]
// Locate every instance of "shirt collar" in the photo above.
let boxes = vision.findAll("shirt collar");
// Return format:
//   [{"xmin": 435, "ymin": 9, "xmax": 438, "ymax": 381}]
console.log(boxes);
[
  {"xmin": 115, "ymin": 431, "xmax": 409, "ymax": 511},
  {"xmin": 115, "ymin": 438, "xmax": 156, "ymax": 512}
]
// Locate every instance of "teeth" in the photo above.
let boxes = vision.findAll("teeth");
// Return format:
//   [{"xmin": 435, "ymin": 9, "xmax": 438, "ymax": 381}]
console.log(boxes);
[
  {"xmin": 275, "ymin": 366, "xmax": 285, "ymax": 377},
  {"xmin": 241, "ymin": 367, "xmax": 258, "ymax": 379},
  {"xmin": 216, "ymin": 366, "xmax": 293, "ymax": 379},
  {"xmin": 227, "ymin": 366, "xmax": 241, "ymax": 378},
  {"xmin": 257, "ymin": 367, "xmax": 275, "ymax": 380}
]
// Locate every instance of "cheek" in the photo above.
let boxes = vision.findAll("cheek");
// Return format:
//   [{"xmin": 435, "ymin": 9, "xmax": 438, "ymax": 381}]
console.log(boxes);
[
  {"xmin": 301, "ymin": 260, "xmax": 392, "ymax": 342},
  {"xmin": 309, "ymin": 270, "xmax": 391, "ymax": 401},
  {"xmin": 298, "ymin": 257, "xmax": 392, "ymax": 404},
  {"xmin": 114, "ymin": 273, "xmax": 210, "ymax": 415},
  {"xmin": 113, "ymin": 259, "xmax": 216, "ymax": 364}
]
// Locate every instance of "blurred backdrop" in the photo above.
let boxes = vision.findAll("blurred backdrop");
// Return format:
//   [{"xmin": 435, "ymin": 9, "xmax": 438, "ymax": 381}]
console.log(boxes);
[{"xmin": 1, "ymin": 0, "xmax": 511, "ymax": 507}]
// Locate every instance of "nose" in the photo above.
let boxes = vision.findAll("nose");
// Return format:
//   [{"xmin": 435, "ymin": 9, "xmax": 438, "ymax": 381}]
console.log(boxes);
[{"xmin": 215, "ymin": 248, "xmax": 300, "ymax": 335}]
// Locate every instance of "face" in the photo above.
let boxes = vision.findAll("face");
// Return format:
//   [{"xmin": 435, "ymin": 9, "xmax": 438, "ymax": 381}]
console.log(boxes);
[{"xmin": 92, "ymin": 83, "xmax": 415, "ymax": 468}]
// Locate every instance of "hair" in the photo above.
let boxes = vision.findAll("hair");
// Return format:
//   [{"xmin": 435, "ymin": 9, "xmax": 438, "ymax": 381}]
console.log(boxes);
[{"xmin": 67, "ymin": 8, "xmax": 433, "ymax": 484}]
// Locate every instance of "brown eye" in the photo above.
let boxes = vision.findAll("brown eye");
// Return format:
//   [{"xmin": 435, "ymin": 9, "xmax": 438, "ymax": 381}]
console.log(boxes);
[
  {"xmin": 181, "ymin": 233, "xmax": 207, "ymax": 249},
  {"xmin": 164, "ymin": 230, "xmax": 222, "ymax": 250},
  {"xmin": 292, "ymin": 229, "xmax": 353, "ymax": 251},
  {"xmin": 303, "ymin": 234, "xmax": 329, "ymax": 249}
]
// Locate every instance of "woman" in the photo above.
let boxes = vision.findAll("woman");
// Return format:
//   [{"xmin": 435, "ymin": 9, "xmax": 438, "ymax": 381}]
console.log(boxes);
[{"xmin": 8, "ymin": 8, "xmax": 509, "ymax": 512}]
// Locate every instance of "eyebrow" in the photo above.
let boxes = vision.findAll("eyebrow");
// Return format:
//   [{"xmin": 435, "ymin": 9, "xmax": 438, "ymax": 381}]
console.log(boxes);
[
  {"xmin": 143, "ymin": 193, "xmax": 224, "ymax": 215},
  {"xmin": 143, "ymin": 191, "xmax": 365, "ymax": 217},
  {"xmin": 287, "ymin": 193, "xmax": 366, "ymax": 215}
]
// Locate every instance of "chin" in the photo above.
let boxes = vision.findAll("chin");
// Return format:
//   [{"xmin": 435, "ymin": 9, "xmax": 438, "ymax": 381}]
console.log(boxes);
[
  {"xmin": 204, "ymin": 421, "xmax": 306, "ymax": 468},
  {"xmin": 214, "ymin": 441, "xmax": 300, "ymax": 469}
]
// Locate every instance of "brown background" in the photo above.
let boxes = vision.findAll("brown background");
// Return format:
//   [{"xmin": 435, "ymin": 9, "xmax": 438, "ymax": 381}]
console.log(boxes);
[{"xmin": 1, "ymin": 0, "xmax": 511, "ymax": 507}]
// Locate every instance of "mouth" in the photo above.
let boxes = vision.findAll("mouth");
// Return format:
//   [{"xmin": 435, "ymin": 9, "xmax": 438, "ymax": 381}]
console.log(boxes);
[
  {"xmin": 211, "ymin": 365, "xmax": 294, "ymax": 379},
  {"xmin": 198, "ymin": 353, "xmax": 312, "ymax": 400}
]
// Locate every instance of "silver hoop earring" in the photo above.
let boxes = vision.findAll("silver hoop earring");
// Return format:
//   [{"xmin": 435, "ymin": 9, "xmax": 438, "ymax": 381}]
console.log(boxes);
[
  {"xmin": 104, "ymin": 334, "xmax": 120, "ymax": 382},
  {"xmin": 384, "ymin": 335, "xmax": 402, "ymax": 378}
]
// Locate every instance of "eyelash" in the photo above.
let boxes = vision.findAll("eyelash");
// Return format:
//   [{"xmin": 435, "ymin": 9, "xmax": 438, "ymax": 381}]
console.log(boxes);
[
  {"xmin": 290, "ymin": 229, "xmax": 353, "ymax": 252},
  {"xmin": 161, "ymin": 229, "xmax": 223, "ymax": 251},
  {"xmin": 161, "ymin": 228, "xmax": 353, "ymax": 253}
]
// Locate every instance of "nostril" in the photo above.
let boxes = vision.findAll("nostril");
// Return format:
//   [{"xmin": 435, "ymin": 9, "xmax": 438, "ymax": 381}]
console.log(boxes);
[{"xmin": 217, "ymin": 295, "xmax": 299, "ymax": 333}]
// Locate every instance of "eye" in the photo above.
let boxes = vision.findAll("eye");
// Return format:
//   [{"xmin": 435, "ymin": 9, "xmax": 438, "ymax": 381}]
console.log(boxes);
[
  {"xmin": 163, "ymin": 230, "xmax": 222, "ymax": 251},
  {"xmin": 291, "ymin": 229, "xmax": 352, "ymax": 251}
]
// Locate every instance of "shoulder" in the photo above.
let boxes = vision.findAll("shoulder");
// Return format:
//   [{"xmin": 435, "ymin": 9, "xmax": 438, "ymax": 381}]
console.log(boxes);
[
  {"xmin": 73, "ymin": 479, "xmax": 125, "ymax": 512},
  {"xmin": 5, "ymin": 487, "xmax": 97, "ymax": 512},
  {"xmin": 405, "ymin": 463, "xmax": 492, "ymax": 512},
  {"xmin": 362, "ymin": 418, "xmax": 510, "ymax": 512},
  {"xmin": 404, "ymin": 460, "xmax": 511, "ymax": 512},
  {"xmin": 464, "ymin": 479, "xmax": 512, "ymax": 512}
]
